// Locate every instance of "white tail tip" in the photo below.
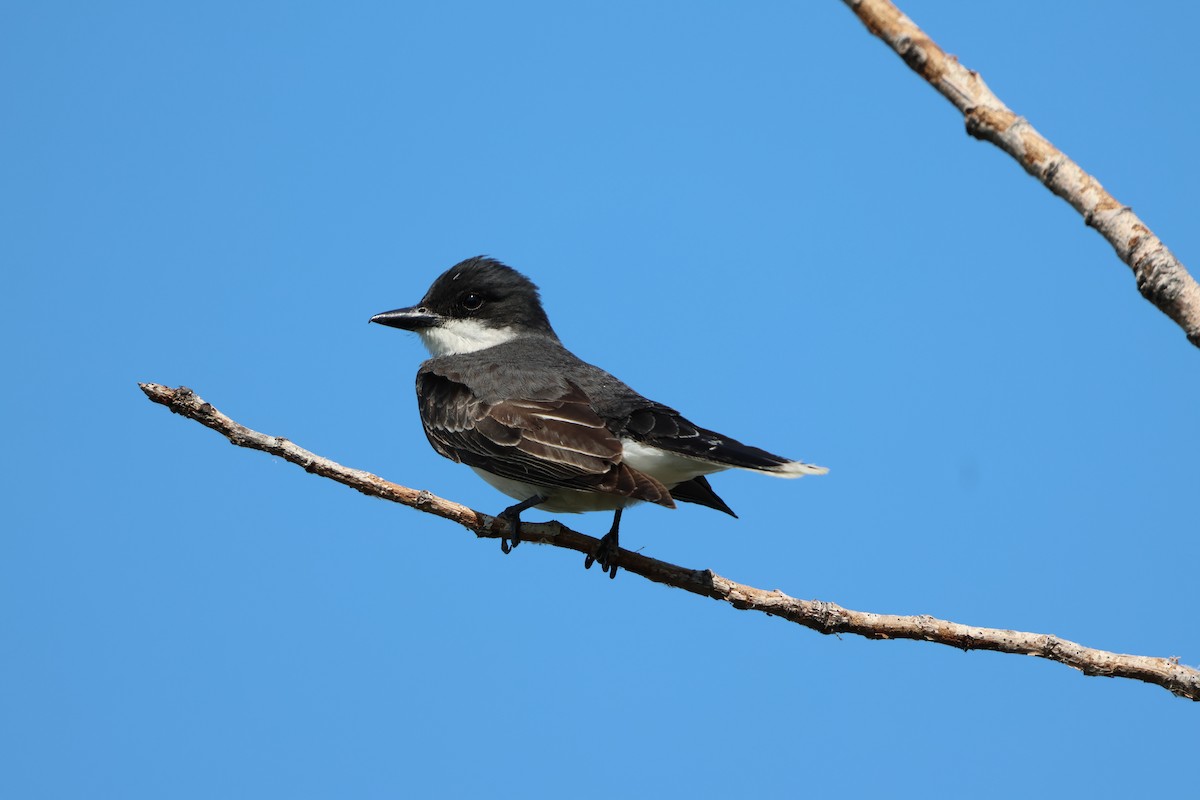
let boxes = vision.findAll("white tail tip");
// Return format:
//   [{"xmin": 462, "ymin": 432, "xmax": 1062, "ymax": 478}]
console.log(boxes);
[{"xmin": 771, "ymin": 460, "xmax": 829, "ymax": 478}]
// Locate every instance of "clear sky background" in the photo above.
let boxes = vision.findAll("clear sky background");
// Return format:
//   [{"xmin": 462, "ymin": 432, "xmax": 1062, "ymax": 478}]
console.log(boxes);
[{"xmin": 3, "ymin": 2, "xmax": 1197, "ymax": 797}]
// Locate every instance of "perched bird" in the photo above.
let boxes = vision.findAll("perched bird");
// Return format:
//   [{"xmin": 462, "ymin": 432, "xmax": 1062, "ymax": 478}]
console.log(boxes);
[{"xmin": 370, "ymin": 256, "xmax": 826, "ymax": 577}]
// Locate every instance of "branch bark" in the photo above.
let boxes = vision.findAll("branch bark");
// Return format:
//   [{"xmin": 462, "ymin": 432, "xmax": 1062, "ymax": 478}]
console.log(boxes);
[
  {"xmin": 140, "ymin": 382, "xmax": 1200, "ymax": 702},
  {"xmin": 842, "ymin": 0, "xmax": 1200, "ymax": 348}
]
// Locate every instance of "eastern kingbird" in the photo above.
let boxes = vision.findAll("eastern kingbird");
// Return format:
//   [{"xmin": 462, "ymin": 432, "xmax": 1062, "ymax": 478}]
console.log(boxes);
[{"xmin": 370, "ymin": 256, "xmax": 826, "ymax": 577}]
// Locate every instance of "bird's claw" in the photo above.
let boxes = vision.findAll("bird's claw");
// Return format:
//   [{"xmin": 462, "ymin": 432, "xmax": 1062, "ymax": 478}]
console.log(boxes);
[
  {"xmin": 495, "ymin": 495, "xmax": 545, "ymax": 556},
  {"xmin": 497, "ymin": 513, "xmax": 521, "ymax": 554},
  {"xmin": 584, "ymin": 531, "xmax": 620, "ymax": 579}
]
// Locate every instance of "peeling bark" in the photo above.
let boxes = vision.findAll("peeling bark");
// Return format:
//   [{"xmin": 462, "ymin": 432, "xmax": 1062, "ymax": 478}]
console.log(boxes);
[{"xmin": 843, "ymin": 0, "xmax": 1200, "ymax": 347}]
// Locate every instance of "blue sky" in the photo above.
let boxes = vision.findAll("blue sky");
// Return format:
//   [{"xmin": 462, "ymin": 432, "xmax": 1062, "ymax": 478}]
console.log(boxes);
[{"xmin": 3, "ymin": 2, "xmax": 1198, "ymax": 797}]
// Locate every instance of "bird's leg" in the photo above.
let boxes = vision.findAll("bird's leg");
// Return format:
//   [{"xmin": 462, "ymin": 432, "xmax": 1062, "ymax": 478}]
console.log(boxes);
[
  {"xmin": 584, "ymin": 508, "xmax": 622, "ymax": 579},
  {"xmin": 496, "ymin": 494, "xmax": 545, "ymax": 554}
]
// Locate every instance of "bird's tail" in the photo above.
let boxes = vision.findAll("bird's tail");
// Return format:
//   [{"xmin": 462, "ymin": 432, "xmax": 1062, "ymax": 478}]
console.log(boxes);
[
  {"xmin": 755, "ymin": 459, "xmax": 829, "ymax": 478},
  {"xmin": 623, "ymin": 409, "xmax": 828, "ymax": 480},
  {"xmin": 685, "ymin": 425, "xmax": 828, "ymax": 478}
]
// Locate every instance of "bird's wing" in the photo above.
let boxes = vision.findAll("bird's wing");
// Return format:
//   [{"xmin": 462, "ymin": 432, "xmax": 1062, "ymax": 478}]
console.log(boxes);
[{"xmin": 416, "ymin": 368, "xmax": 674, "ymax": 506}]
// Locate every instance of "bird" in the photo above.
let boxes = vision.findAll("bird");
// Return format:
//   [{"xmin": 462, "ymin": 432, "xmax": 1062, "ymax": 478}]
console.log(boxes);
[{"xmin": 369, "ymin": 256, "xmax": 827, "ymax": 578}]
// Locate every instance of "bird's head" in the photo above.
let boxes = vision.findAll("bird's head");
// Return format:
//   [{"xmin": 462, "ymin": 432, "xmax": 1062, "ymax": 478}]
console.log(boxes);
[{"xmin": 370, "ymin": 256, "xmax": 557, "ymax": 356}]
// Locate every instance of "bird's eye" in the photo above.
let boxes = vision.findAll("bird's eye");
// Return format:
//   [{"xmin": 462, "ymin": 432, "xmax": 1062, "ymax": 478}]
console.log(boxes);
[{"xmin": 461, "ymin": 293, "xmax": 484, "ymax": 311}]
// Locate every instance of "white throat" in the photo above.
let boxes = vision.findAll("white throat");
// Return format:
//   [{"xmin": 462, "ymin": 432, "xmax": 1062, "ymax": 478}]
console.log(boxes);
[{"xmin": 418, "ymin": 318, "xmax": 521, "ymax": 356}]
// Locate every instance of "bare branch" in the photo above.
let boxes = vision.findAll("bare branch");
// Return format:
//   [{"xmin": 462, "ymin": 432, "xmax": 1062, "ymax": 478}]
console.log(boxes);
[
  {"xmin": 140, "ymin": 382, "xmax": 1200, "ymax": 701},
  {"xmin": 843, "ymin": 0, "xmax": 1200, "ymax": 348}
]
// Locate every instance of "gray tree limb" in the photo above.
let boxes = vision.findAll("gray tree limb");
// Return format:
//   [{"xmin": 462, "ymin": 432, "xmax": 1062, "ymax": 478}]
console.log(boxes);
[
  {"xmin": 843, "ymin": 0, "xmax": 1200, "ymax": 347},
  {"xmin": 140, "ymin": 382, "xmax": 1200, "ymax": 701}
]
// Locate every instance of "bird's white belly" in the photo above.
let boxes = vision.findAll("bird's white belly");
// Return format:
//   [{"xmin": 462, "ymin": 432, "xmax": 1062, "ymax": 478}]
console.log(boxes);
[
  {"xmin": 469, "ymin": 468, "xmax": 634, "ymax": 513},
  {"xmin": 469, "ymin": 440, "xmax": 729, "ymax": 514}
]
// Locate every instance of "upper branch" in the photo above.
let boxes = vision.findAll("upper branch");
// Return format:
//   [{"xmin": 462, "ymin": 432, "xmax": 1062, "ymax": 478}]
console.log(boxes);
[
  {"xmin": 140, "ymin": 382, "xmax": 1200, "ymax": 701},
  {"xmin": 843, "ymin": 0, "xmax": 1200, "ymax": 347}
]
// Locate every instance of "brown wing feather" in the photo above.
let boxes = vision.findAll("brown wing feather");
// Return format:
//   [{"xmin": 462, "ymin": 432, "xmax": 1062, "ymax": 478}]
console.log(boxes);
[{"xmin": 416, "ymin": 369, "xmax": 673, "ymax": 506}]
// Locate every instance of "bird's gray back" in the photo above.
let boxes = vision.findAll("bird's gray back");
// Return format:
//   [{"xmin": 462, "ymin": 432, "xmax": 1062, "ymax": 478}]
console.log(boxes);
[{"xmin": 421, "ymin": 338, "xmax": 656, "ymax": 417}]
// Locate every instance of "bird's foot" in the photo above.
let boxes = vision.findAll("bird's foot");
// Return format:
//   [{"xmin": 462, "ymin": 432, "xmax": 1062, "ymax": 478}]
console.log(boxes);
[
  {"xmin": 498, "ymin": 510, "xmax": 520, "ymax": 554},
  {"xmin": 584, "ymin": 529, "xmax": 621, "ymax": 579},
  {"xmin": 496, "ymin": 495, "xmax": 545, "ymax": 555}
]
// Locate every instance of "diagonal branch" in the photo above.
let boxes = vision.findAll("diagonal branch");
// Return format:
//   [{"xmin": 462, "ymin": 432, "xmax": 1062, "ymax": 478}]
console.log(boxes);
[
  {"xmin": 140, "ymin": 382, "xmax": 1200, "ymax": 701},
  {"xmin": 843, "ymin": 0, "xmax": 1200, "ymax": 348}
]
